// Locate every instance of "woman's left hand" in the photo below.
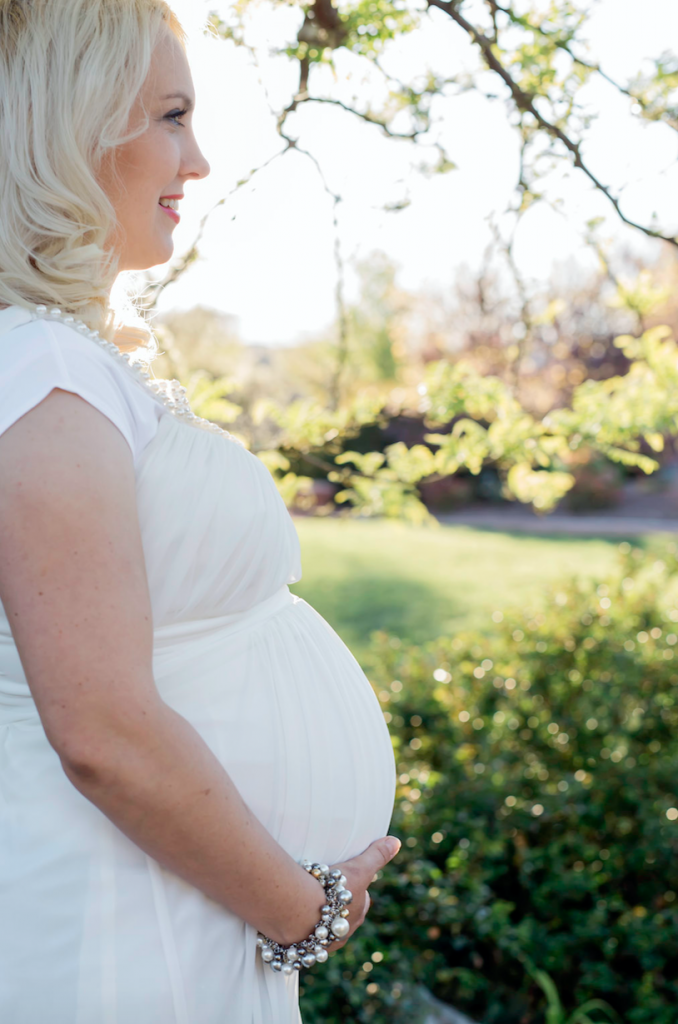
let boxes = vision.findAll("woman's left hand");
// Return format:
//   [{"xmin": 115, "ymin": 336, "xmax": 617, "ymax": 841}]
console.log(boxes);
[{"xmin": 324, "ymin": 836, "xmax": 401, "ymax": 950}]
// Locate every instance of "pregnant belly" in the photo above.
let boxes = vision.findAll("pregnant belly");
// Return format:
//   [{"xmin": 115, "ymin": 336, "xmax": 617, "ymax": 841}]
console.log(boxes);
[
  {"xmin": 0, "ymin": 590, "xmax": 395, "ymax": 1024},
  {"xmin": 152, "ymin": 589, "xmax": 397, "ymax": 866}
]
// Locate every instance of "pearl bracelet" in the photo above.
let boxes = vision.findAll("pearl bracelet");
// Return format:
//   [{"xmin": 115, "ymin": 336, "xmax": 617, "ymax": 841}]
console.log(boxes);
[{"xmin": 256, "ymin": 860, "xmax": 353, "ymax": 975}]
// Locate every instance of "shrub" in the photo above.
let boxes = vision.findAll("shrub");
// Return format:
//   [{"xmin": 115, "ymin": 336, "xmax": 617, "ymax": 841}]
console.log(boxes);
[{"xmin": 300, "ymin": 543, "xmax": 678, "ymax": 1023}]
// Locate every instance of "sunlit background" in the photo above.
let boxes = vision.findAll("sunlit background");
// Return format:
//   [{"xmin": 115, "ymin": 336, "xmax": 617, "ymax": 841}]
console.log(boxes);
[{"xmin": 151, "ymin": 0, "xmax": 678, "ymax": 344}]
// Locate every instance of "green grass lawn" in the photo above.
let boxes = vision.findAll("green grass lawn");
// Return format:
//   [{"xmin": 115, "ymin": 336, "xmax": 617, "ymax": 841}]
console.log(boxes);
[{"xmin": 290, "ymin": 518, "xmax": 661, "ymax": 663}]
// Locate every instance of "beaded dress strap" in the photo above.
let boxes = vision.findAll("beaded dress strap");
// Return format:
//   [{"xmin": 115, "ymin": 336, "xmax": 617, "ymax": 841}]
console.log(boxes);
[{"xmin": 30, "ymin": 305, "xmax": 244, "ymax": 446}]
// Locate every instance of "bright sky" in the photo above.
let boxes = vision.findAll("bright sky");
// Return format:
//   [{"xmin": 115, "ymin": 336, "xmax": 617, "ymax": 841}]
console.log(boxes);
[{"xmin": 148, "ymin": 0, "xmax": 678, "ymax": 344}]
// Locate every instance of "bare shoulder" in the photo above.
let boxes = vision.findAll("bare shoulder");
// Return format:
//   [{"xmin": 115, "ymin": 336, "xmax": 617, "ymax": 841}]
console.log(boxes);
[
  {"xmin": 0, "ymin": 388, "xmax": 158, "ymax": 768},
  {"xmin": 0, "ymin": 384, "xmax": 134, "ymax": 471},
  {"xmin": 0, "ymin": 386, "xmax": 137, "ymax": 542}
]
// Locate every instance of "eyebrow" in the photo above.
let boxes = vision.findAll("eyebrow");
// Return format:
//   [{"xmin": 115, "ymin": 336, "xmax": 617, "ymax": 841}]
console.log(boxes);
[{"xmin": 161, "ymin": 92, "xmax": 195, "ymax": 110}]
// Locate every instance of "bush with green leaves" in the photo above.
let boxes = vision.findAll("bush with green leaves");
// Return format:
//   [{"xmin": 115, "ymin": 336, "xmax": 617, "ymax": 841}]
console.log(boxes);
[{"xmin": 300, "ymin": 543, "xmax": 678, "ymax": 1024}]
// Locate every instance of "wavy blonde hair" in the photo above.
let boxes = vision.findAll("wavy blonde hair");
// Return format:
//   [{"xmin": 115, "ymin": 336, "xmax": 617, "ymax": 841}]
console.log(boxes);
[{"xmin": 0, "ymin": 0, "xmax": 186, "ymax": 351}]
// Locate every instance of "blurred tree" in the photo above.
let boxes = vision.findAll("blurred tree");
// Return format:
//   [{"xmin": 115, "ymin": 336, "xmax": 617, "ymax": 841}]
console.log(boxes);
[
  {"xmin": 344, "ymin": 253, "xmax": 405, "ymax": 389},
  {"xmin": 152, "ymin": 305, "xmax": 242, "ymax": 380}
]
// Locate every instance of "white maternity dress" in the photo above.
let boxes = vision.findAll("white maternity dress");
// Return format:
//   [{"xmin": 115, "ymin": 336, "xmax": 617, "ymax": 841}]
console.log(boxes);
[{"xmin": 0, "ymin": 306, "xmax": 396, "ymax": 1024}]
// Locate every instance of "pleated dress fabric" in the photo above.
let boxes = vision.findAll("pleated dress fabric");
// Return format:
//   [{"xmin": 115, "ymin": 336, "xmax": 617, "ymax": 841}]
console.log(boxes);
[{"xmin": 0, "ymin": 329, "xmax": 397, "ymax": 1023}]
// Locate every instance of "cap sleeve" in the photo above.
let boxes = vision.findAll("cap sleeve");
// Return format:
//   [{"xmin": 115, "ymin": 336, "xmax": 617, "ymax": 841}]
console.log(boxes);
[{"xmin": 0, "ymin": 318, "xmax": 164, "ymax": 465}]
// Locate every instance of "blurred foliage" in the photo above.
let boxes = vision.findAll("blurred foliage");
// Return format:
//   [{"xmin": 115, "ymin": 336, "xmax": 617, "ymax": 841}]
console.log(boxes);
[
  {"xmin": 184, "ymin": 372, "xmax": 243, "ymax": 424},
  {"xmin": 629, "ymin": 51, "xmax": 678, "ymax": 131},
  {"xmin": 524, "ymin": 957, "xmax": 620, "ymax": 1024},
  {"xmin": 257, "ymin": 320, "xmax": 678, "ymax": 518},
  {"xmin": 149, "ymin": 265, "xmax": 678, "ymax": 520},
  {"xmin": 299, "ymin": 542, "xmax": 678, "ymax": 1023}
]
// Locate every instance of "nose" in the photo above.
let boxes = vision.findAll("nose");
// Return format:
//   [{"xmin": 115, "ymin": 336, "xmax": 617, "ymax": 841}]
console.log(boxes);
[
  {"xmin": 193, "ymin": 146, "xmax": 211, "ymax": 181},
  {"xmin": 183, "ymin": 134, "xmax": 211, "ymax": 182}
]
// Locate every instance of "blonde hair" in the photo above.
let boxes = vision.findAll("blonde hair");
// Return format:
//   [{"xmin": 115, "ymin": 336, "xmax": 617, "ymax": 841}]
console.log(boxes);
[{"xmin": 0, "ymin": 0, "xmax": 186, "ymax": 351}]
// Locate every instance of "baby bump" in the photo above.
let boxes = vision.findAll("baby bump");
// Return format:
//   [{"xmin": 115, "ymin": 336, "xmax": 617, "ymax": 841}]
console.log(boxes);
[{"xmin": 152, "ymin": 593, "xmax": 396, "ymax": 866}]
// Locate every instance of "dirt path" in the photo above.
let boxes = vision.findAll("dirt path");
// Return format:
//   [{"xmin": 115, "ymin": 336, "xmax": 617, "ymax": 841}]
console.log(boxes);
[{"xmin": 437, "ymin": 509, "xmax": 678, "ymax": 536}]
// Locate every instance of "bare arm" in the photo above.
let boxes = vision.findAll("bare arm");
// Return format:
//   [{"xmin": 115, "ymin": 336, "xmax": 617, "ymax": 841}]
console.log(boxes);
[{"xmin": 0, "ymin": 389, "xmax": 399, "ymax": 945}]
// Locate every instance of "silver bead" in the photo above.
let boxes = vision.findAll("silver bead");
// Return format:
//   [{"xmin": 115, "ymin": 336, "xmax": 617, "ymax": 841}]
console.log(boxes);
[
  {"xmin": 315, "ymin": 947, "xmax": 329, "ymax": 963},
  {"xmin": 271, "ymin": 960, "xmax": 282, "ymax": 972},
  {"xmin": 338, "ymin": 875, "xmax": 347, "ymax": 887},
  {"xmin": 282, "ymin": 963, "xmax": 294, "ymax": 976},
  {"xmin": 340, "ymin": 908, "xmax": 350, "ymax": 918},
  {"xmin": 321, "ymin": 905, "xmax": 332, "ymax": 915},
  {"xmin": 314, "ymin": 925, "xmax": 329, "ymax": 941},
  {"xmin": 330, "ymin": 917, "xmax": 350, "ymax": 939},
  {"xmin": 330, "ymin": 869, "xmax": 342, "ymax": 880},
  {"xmin": 317, "ymin": 864, "xmax": 329, "ymax": 876},
  {"xmin": 293, "ymin": 961, "xmax": 303, "ymax": 971},
  {"xmin": 301, "ymin": 953, "xmax": 316, "ymax": 968},
  {"xmin": 338, "ymin": 889, "xmax": 353, "ymax": 905}
]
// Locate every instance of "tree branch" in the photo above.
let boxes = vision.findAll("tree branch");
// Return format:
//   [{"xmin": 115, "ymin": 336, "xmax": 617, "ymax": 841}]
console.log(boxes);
[
  {"xmin": 273, "ymin": 63, "xmax": 354, "ymax": 409},
  {"xmin": 491, "ymin": 0, "xmax": 678, "ymax": 133},
  {"xmin": 289, "ymin": 94, "xmax": 423, "ymax": 140},
  {"xmin": 429, "ymin": 0, "xmax": 678, "ymax": 248}
]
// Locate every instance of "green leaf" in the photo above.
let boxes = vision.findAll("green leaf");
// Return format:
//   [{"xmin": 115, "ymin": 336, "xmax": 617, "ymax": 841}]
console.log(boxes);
[
  {"xmin": 335, "ymin": 450, "xmax": 386, "ymax": 475},
  {"xmin": 257, "ymin": 449, "xmax": 291, "ymax": 473},
  {"xmin": 507, "ymin": 464, "xmax": 575, "ymax": 511},
  {"xmin": 384, "ymin": 442, "xmax": 437, "ymax": 483}
]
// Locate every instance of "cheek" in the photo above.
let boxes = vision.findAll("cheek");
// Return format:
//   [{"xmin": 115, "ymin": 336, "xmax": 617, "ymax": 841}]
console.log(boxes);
[{"xmin": 120, "ymin": 130, "xmax": 180, "ymax": 213}]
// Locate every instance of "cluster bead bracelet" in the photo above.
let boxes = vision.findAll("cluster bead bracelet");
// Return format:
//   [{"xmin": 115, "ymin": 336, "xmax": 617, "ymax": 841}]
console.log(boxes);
[{"xmin": 257, "ymin": 861, "xmax": 353, "ymax": 975}]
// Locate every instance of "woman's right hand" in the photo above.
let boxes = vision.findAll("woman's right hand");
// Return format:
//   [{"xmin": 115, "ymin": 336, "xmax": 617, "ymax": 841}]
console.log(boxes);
[{"xmin": 323, "ymin": 836, "xmax": 401, "ymax": 950}]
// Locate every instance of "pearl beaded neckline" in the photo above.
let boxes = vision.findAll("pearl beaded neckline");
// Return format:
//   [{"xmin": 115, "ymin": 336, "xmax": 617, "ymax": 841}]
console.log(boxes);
[{"xmin": 30, "ymin": 305, "xmax": 243, "ymax": 446}]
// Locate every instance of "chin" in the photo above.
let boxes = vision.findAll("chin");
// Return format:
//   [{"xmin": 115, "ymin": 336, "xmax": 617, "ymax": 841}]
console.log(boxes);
[{"xmin": 135, "ymin": 238, "xmax": 175, "ymax": 271}]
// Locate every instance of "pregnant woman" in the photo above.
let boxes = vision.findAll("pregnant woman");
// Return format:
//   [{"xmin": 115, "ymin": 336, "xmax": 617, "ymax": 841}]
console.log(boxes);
[{"xmin": 0, "ymin": 2, "xmax": 398, "ymax": 1022}]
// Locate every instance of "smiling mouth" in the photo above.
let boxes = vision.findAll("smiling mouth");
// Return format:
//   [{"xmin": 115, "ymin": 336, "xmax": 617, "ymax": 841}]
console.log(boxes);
[{"xmin": 158, "ymin": 198, "xmax": 180, "ymax": 223}]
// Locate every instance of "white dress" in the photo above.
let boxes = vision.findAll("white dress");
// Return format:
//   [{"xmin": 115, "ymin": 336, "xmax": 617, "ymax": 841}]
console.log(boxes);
[{"xmin": 0, "ymin": 307, "xmax": 396, "ymax": 1024}]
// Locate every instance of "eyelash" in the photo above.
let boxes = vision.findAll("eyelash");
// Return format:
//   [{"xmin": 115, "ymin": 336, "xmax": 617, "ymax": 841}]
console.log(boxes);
[{"xmin": 165, "ymin": 108, "xmax": 188, "ymax": 128}]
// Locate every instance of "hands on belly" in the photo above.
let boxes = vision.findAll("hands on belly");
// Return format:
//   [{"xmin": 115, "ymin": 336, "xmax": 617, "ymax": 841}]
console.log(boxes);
[{"xmin": 324, "ymin": 836, "xmax": 401, "ymax": 952}]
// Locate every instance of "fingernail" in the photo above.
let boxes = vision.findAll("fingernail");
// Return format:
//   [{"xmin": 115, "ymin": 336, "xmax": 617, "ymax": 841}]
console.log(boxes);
[{"xmin": 387, "ymin": 837, "xmax": 401, "ymax": 856}]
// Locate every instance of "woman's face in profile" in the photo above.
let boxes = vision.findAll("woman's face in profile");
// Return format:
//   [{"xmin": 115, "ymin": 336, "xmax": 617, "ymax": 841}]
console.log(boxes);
[{"xmin": 100, "ymin": 24, "xmax": 210, "ymax": 272}]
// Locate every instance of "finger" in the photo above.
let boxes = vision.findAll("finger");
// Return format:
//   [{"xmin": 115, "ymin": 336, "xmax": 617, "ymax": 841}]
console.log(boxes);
[
  {"xmin": 352, "ymin": 836, "xmax": 401, "ymax": 884},
  {"xmin": 353, "ymin": 890, "xmax": 369, "ymax": 926}
]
